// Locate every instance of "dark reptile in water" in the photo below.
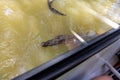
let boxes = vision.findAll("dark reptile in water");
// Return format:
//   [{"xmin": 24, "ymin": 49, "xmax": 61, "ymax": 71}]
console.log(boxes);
[
  {"xmin": 41, "ymin": 35, "xmax": 73, "ymax": 47},
  {"xmin": 41, "ymin": 35, "xmax": 81, "ymax": 50},
  {"xmin": 41, "ymin": 31, "xmax": 97, "ymax": 48}
]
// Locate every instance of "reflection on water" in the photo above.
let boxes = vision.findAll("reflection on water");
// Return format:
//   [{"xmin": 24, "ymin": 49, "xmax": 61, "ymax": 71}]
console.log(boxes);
[{"xmin": 0, "ymin": 0, "xmax": 119, "ymax": 79}]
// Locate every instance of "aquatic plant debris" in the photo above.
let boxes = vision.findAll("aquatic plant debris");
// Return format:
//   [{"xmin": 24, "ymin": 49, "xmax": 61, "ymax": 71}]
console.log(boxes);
[{"xmin": 48, "ymin": 0, "xmax": 66, "ymax": 16}]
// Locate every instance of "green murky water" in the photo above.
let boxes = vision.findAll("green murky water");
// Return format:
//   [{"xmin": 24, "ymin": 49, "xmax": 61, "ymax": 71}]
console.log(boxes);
[{"xmin": 0, "ymin": 0, "xmax": 120, "ymax": 79}]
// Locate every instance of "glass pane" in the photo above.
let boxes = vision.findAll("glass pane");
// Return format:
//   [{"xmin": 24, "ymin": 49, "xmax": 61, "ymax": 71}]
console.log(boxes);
[{"xmin": 0, "ymin": 0, "xmax": 119, "ymax": 79}]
